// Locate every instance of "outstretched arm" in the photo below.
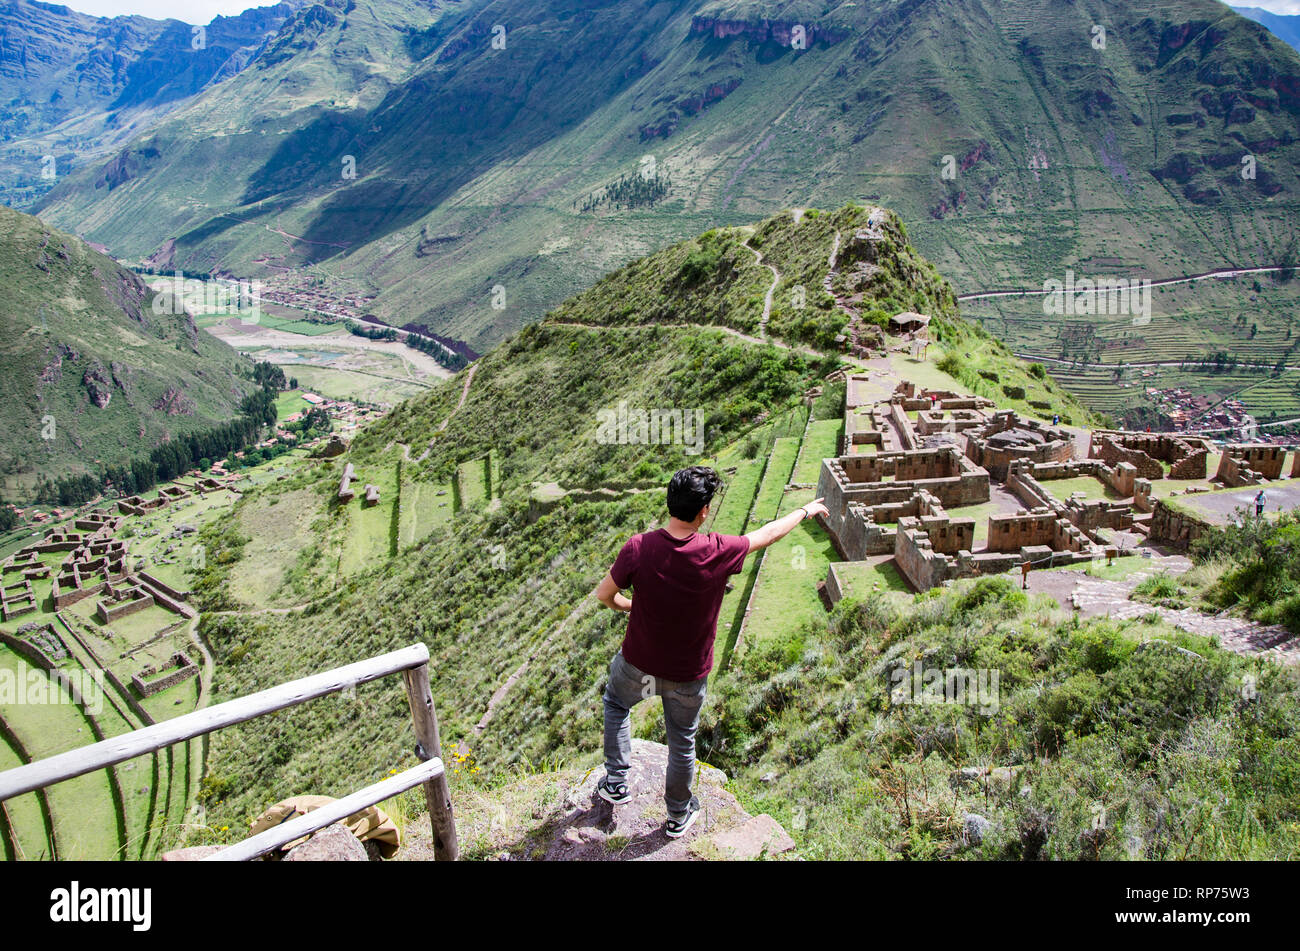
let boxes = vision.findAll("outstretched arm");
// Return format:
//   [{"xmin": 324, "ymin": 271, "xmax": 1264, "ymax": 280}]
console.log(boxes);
[
  {"xmin": 744, "ymin": 497, "xmax": 829, "ymax": 554},
  {"xmin": 595, "ymin": 572, "xmax": 632, "ymax": 612}
]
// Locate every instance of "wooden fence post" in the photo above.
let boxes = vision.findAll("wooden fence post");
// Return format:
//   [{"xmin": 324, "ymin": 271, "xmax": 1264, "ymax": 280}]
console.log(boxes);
[{"xmin": 403, "ymin": 662, "xmax": 459, "ymax": 861}]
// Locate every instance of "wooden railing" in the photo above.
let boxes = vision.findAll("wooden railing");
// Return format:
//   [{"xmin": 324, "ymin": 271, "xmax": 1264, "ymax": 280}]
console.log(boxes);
[{"xmin": 0, "ymin": 643, "xmax": 458, "ymax": 861}]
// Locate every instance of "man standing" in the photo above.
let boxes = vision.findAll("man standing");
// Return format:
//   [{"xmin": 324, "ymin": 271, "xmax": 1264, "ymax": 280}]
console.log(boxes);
[
  {"xmin": 1256, "ymin": 489, "xmax": 1267, "ymax": 519},
  {"xmin": 593, "ymin": 465, "xmax": 829, "ymax": 837}
]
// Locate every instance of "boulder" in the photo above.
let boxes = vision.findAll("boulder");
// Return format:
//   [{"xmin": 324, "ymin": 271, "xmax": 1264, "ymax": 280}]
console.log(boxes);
[
  {"xmin": 160, "ymin": 845, "xmax": 223, "ymax": 861},
  {"xmin": 283, "ymin": 823, "xmax": 368, "ymax": 861},
  {"xmin": 711, "ymin": 814, "xmax": 796, "ymax": 860}
]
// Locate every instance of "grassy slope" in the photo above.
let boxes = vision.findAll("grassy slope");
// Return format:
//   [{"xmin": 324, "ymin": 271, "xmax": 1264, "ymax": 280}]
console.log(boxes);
[
  {"xmin": 176, "ymin": 206, "xmax": 1298, "ymax": 860},
  {"xmin": 28, "ymin": 0, "xmax": 1300, "ymax": 378},
  {"xmin": 0, "ymin": 205, "xmax": 254, "ymax": 499}
]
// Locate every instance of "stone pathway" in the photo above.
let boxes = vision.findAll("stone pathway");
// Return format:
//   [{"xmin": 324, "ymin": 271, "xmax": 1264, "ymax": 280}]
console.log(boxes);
[{"xmin": 1026, "ymin": 557, "xmax": 1300, "ymax": 664}]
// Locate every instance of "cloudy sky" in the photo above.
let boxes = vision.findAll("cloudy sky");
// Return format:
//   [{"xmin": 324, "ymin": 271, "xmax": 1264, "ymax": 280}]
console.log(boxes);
[
  {"xmin": 64, "ymin": 1, "xmax": 286, "ymax": 23},
  {"xmin": 54, "ymin": 1, "xmax": 1300, "ymax": 25}
]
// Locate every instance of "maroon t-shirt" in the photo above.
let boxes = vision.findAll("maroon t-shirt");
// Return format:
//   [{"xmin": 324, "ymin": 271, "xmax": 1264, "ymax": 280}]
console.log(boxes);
[{"xmin": 609, "ymin": 528, "xmax": 751, "ymax": 682}]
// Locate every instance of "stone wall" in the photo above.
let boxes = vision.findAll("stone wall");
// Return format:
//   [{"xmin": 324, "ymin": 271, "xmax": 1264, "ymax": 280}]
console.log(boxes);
[
  {"xmin": 1089, "ymin": 431, "xmax": 1209, "ymax": 481},
  {"xmin": 986, "ymin": 510, "xmax": 1092, "ymax": 554},
  {"xmin": 131, "ymin": 651, "xmax": 199, "ymax": 698},
  {"xmin": 1215, "ymin": 444, "xmax": 1286, "ymax": 486},
  {"xmin": 889, "ymin": 401, "xmax": 918, "ymax": 450},
  {"xmin": 817, "ymin": 449, "xmax": 989, "ymax": 541},
  {"xmin": 915, "ymin": 408, "xmax": 987, "ymax": 436},
  {"xmin": 95, "ymin": 586, "xmax": 155, "ymax": 623},
  {"xmin": 894, "ymin": 523, "xmax": 952, "ymax": 590},
  {"xmin": 967, "ymin": 412, "xmax": 1075, "ymax": 481},
  {"xmin": 1148, "ymin": 500, "xmax": 1213, "ymax": 548},
  {"xmin": 139, "ymin": 570, "xmax": 190, "ymax": 601}
]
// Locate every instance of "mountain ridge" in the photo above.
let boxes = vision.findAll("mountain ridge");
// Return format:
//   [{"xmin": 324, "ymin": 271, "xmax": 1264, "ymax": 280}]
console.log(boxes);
[
  {"xmin": 25, "ymin": 0, "xmax": 1300, "ymax": 366},
  {"xmin": 0, "ymin": 204, "xmax": 257, "ymax": 500}
]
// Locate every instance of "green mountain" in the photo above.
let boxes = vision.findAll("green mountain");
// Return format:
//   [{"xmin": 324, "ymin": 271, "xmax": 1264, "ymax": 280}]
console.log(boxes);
[
  {"xmin": 0, "ymin": 0, "xmax": 302, "ymax": 208},
  {"xmin": 0, "ymin": 204, "xmax": 256, "ymax": 500},
  {"xmin": 27, "ymin": 0, "xmax": 1300, "ymax": 362},
  {"xmin": 178, "ymin": 206, "xmax": 1300, "ymax": 861}
]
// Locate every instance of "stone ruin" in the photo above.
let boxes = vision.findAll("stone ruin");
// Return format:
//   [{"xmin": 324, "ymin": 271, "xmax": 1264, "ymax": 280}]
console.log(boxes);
[
  {"xmin": 117, "ymin": 484, "xmax": 192, "ymax": 516},
  {"xmin": 965, "ymin": 411, "xmax": 1075, "ymax": 481},
  {"xmin": 817, "ymin": 391, "xmax": 1139, "ymax": 594},
  {"xmin": 1215, "ymin": 444, "xmax": 1287, "ymax": 487},
  {"xmin": 1, "ymin": 577, "xmax": 37, "ymax": 621},
  {"xmin": 131, "ymin": 651, "xmax": 199, "ymax": 698},
  {"xmin": 6, "ymin": 506, "xmax": 196, "ymax": 625},
  {"xmin": 816, "ymin": 445, "xmax": 991, "ymax": 545},
  {"xmin": 338, "ymin": 462, "xmax": 357, "ymax": 502},
  {"xmin": 1088, "ymin": 430, "xmax": 1210, "ymax": 481},
  {"xmin": 95, "ymin": 581, "xmax": 155, "ymax": 624}
]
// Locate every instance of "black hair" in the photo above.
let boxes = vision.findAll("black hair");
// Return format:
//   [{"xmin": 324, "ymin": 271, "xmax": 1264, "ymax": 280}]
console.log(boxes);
[{"xmin": 666, "ymin": 466, "xmax": 723, "ymax": 522}]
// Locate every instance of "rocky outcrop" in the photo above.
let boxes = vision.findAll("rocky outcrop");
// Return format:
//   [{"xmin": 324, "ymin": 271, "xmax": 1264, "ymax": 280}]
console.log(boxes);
[
  {"xmin": 312, "ymin": 434, "xmax": 349, "ymax": 458},
  {"xmin": 82, "ymin": 362, "xmax": 113, "ymax": 408},
  {"xmin": 689, "ymin": 15, "xmax": 850, "ymax": 46},
  {"xmin": 151, "ymin": 386, "xmax": 195, "ymax": 416},
  {"xmin": 397, "ymin": 740, "xmax": 796, "ymax": 862}
]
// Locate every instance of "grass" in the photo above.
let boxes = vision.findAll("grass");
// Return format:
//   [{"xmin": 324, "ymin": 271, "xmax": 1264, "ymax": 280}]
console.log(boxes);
[
  {"xmin": 741, "ymin": 488, "xmax": 838, "ymax": 650},
  {"xmin": 398, "ymin": 479, "xmax": 454, "ymax": 548},
  {"xmin": 793, "ymin": 419, "xmax": 843, "ymax": 485},
  {"xmin": 338, "ymin": 460, "xmax": 401, "ymax": 577},
  {"xmin": 454, "ymin": 457, "xmax": 490, "ymax": 513},
  {"xmin": 947, "ymin": 499, "xmax": 1007, "ymax": 550},
  {"xmin": 707, "ymin": 458, "xmax": 763, "ymax": 536},
  {"xmin": 0, "ymin": 659, "xmax": 122, "ymax": 859},
  {"xmin": 1038, "ymin": 475, "xmax": 1125, "ymax": 503},
  {"xmin": 831, "ymin": 559, "xmax": 912, "ymax": 597}
]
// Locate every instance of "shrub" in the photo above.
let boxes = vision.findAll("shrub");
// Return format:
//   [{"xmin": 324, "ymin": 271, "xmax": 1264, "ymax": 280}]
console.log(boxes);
[
  {"xmin": 937, "ymin": 352, "xmax": 963, "ymax": 377},
  {"xmin": 1027, "ymin": 362, "xmax": 1047, "ymax": 379}
]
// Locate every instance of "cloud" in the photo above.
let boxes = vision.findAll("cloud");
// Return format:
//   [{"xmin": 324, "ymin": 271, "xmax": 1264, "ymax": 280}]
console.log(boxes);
[
  {"xmin": 59, "ymin": 2, "xmax": 274, "ymax": 26},
  {"xmin": 1238, "ymin": 1, "xmax": 1300, "ymax": 14}
]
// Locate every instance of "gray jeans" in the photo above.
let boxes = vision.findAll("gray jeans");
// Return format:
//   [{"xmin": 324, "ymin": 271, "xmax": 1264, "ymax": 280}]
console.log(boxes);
[{"xmin": 603, "ymin": 650, "xmax": 708, "ymax": 816}]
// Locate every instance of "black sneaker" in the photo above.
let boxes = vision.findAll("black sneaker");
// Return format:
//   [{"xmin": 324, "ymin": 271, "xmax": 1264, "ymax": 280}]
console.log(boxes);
[
  {"xmin": 597, "ymin": 777, "xmax": 631, "ymax": 805},
  {"xmin": 665, "ymin": 797, "xmax": 701, "ymax": 838}
]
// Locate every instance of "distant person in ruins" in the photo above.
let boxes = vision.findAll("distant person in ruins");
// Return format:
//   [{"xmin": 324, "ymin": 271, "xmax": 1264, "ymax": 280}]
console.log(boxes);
[
  {"xmin": 1256, "ymin": 489, "xmax": 1267, "ymax": 519},
  {"xmin": 1053, "ymin": 413, "xmax": 1060, "ymax": 426},
  {"xmin": 592, "ymin": 465, "xmax": 829, "ymax": 838}
]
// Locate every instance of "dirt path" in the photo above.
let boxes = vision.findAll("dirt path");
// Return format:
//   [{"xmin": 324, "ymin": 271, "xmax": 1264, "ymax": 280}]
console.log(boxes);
[
  {"xmin": 546, "ymin": 320, "xmax": 822, "ymax": 358},
  {"xmin": 958, "ymin": 264, "xmax": 1292, "ymax": 302},
  {"xmin": 741, "ymin": 237, "xmax": 780, "ymax": 339},
  {"xmin": 184, "ymin": 616, "xmax": 215, "ymax": 708},
  {"xmin": 207, "ymin": 603, "xmax": 315, "ymax": 618},
  {"xmin": 1174, "ymin": 485, "xmax": 1300, "ymax": 526},
  {"xmin": 410, "ymin": 363, "xmax": 480, "ymax": 463}
]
